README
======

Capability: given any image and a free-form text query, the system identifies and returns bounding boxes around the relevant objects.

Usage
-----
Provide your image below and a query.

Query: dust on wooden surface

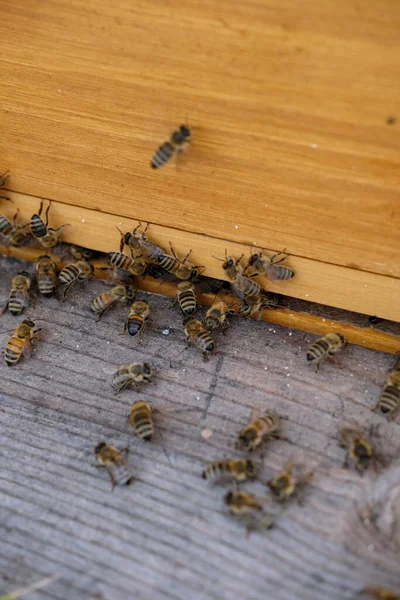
[0,255,399,600]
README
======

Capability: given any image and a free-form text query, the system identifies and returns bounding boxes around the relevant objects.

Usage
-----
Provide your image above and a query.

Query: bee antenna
[115,225,124,236]
[212,255,224,262]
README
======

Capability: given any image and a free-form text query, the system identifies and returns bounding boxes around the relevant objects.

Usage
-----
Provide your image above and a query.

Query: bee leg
[105,467,117,492]
[119,321,128,335]
[12,209,20,226]
[202,352,210,362]
[1,302,9,315]
[51,223,71,233]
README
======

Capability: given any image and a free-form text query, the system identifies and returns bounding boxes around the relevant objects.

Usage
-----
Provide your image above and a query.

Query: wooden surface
[0,0,400,320]
[1,254,400,600]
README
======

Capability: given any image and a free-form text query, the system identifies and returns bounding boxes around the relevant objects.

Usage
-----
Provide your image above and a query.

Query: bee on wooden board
[0,170,12,203]
[0,210,30,246]
[58,259,94,297]
[30,201,69,248]
[236,409,283,452]
[183,316,215,361]
[267,459,313,502]
[339,426,376,473]
[361,588,400,600]
[157,244,203,281]
[117,222,166,262]
[94,442,133,491]
[216,251,264,300]
[150,124,191,169]
[4,318,41,366]
[2,271,32,316]
[204,298,235,331]
[173,281,198,315]
[224,489,275,533]
[306,332,347,371]
[111,362,154,394]
[121,300,150,342]
[90,284,135,321]
[238,292,279,319]
[247,250,294,281]
[374,357,400,420]
[202,458,257,484]
[35,255,58,296]
[127,401,154,441]
[108,252,149,277]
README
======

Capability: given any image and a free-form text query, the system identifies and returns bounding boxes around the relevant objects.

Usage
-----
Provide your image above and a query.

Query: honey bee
[362,588,400,600]
[238,292,279,319]
[183,317,215,360]
[2,271,32,315]
[204,299,234,330]
[117,222,166,262]
[202,458,257,483]
[306,333,347,371]
[0,210,30,246]
[236,409,283,452]
[127,401,154,441]
[0,170,11,202]
[30,201,69,248]
[218,252,264,300]
[4,318,40,366]
[58,259,94,297]
[157,244,203,281]
[94,442,133,491]
[267,459,313,502]
[36,255,58,296]
[121,300,150,342]
[111,362,154,394]
[374,358,400,419]
[91,284,135,320]
[339,426,375,473]
[151,124,191,169]
[68,245,94,261]
[174,281,198,315]
[108,252,149,276]
[224,489,274,532]
[247,250,294,281]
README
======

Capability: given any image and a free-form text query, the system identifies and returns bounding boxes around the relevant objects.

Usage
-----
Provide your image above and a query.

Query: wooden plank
[0,255,400,600]
[1,193,400,322]
[0,0,399,279]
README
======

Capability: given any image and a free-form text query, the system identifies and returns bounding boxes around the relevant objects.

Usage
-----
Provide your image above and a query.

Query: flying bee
[0,210,30,246]
[216,252,264,299]
[127,401,154,441]
[108,252,149,276]
[306,332,347,371]
[91,284,135,320]
[267,459,313,502]
[117,222,166,262]
[30,201,69,248]
[94,442,133,491]
[247,250,294,281]
[4,318,40,366]
[374,358,400,419]
[183,317,215,360]
[339,426,376,473]
[58,259,94,297]
[151,124,191,169]
[224,490,274,533]
[238,292,279,319]
[2,271,32,315]
[174,281,198,315]
[204,298,235,330]
[236,409,283,452]
[202,458,257,483]
[361,588,400,600]
[111,362,154,394]
[36,255,58,296]
[121,300,150,342]
[157,244,203,281]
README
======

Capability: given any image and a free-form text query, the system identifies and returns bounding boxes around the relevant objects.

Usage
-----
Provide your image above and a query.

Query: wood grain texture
[1,192,400,323]
[0,255,400,600]
[0,0,399,283]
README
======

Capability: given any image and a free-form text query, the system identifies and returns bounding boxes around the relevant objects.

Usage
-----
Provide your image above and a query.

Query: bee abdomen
[157,254,176,272]
[151,142,174,169]
[306,339,330,362]
[377,386,400,415]
[197,331,214,352]
[59,264,80,285]
[0,216,12,235]
[131,416,154,441]
[179,291,197,314]
[91,295,110,313]
[30,214,46,238]
[108,252,130,270]
[5,338,23,366]
[127,317,144,336]
[8,291,24,315]
[38,279,56,295]
[269,266,294,281]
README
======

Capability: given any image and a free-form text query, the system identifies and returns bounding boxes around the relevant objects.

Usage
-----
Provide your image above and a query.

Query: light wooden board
[0,254,400,600]
[1,193,400,323]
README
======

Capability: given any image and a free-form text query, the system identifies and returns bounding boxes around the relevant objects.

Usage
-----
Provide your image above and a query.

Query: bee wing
[14,290,31,307]
[248,407,261,424]
[22,337,33,358]
[101,363,122,375]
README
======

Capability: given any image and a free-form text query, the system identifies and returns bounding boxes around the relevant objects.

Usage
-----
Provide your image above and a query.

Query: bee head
[20,270,30,278]
[354,442,370,459]
[248,253,260,266]
[94,442,107,455]
[224,491,234,506]
[222,258,234,271]
[246,459,257,478]
[337,333,347,345]
[23,319,35,328]
[179,125,191,137]
[143,363,152,375]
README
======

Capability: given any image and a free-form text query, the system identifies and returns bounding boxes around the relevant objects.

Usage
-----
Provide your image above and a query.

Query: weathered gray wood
[0,255,399,600]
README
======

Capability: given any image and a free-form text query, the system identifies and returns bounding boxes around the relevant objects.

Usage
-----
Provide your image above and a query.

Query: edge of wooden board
[0,191,399,323]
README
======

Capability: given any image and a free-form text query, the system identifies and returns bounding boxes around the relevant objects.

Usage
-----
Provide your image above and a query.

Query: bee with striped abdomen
[339,426,375,473]
[2,271,32,315]
[94,442,133,491]
[127,401,154,441]
[58,259,94,297]
[306,333,347,371]
[236,409,283,452]
[183,317,215,361]
[238,292,279,319]
[36,255,58,296]
[267,459,313,502]
[111,362,154,394]
[91,284,135,321]
[174,281,198,315]
[204,298,234,330]
[151,124,191,169]
[4,318,40,366]
[247,250,294,281]
[374,358,400,420]
[157,244,203,281]
[108,252,149,277]
[202,458,257,484]
[0,210,30,246]
[117,222,166,262]
[121,300,150,342]
[217,252,264,300]
[30,201,69,248]
[224,489,274,533]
